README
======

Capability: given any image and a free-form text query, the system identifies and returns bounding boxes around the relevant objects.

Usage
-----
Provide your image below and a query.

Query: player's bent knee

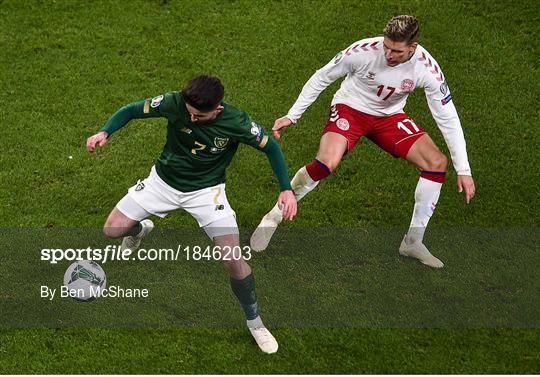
[103,224,123,239]
[320,157,340,172]
[103,219,130,239]
[222,258,251,280]
[429,153,448,171]
[103,209,138,239]
[420,152,447,172]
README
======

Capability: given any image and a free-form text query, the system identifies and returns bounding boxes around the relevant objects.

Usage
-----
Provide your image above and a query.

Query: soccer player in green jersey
[86,75,297,353]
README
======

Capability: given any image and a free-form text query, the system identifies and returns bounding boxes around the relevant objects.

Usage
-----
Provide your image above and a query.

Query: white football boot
[250,206,282,251]
[399,235,444,268]
[121,219,154,251]
[248,318,279,354]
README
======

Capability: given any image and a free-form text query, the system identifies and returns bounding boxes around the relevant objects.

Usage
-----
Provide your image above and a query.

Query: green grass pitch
[0,0,538,373]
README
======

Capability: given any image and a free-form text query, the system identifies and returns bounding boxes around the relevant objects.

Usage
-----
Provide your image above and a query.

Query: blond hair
[383,15,419,44]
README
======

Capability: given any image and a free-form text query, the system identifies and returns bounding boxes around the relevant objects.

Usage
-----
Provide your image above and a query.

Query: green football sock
[125,222,142,237]
[230,273,259,320]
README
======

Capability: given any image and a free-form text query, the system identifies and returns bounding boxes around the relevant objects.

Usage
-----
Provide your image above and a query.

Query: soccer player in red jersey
[251,15,475,268]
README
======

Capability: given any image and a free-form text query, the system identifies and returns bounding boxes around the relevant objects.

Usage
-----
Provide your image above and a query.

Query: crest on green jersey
[214,137,229,149]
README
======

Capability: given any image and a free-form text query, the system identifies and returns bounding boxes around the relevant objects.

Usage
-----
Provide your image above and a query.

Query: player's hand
[86,131,109,153]
[277,190,297,220]
[457,175,475,204]
[272,116,293,140]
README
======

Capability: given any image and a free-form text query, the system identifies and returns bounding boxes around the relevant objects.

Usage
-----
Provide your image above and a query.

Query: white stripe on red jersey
[286,36,471,175]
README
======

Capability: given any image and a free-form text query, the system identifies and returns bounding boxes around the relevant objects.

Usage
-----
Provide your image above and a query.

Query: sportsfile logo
[40,245,252,264]
[41,245,144,264]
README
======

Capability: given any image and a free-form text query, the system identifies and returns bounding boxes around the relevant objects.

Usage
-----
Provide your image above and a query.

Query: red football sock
[305,159,332,181]
[420,170,446,183]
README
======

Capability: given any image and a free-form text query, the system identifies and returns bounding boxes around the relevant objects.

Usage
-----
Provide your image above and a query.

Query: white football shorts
[116,166,237,231]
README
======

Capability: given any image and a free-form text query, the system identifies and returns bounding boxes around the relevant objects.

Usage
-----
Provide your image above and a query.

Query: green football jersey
[142,92,269,192]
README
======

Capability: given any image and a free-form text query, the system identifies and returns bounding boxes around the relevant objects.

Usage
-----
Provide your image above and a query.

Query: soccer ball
[63,260,107,301]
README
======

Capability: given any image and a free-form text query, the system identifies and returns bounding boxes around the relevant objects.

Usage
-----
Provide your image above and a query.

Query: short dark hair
[181,75,224,111]
[383,15,419,45]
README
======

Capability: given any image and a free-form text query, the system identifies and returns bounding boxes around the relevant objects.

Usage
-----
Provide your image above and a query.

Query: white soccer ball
[63,260,107,301]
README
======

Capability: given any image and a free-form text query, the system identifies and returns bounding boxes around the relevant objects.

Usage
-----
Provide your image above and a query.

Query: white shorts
[116,166,237,229]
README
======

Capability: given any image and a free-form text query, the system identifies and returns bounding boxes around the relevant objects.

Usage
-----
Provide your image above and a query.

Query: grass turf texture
[0,0,538,374]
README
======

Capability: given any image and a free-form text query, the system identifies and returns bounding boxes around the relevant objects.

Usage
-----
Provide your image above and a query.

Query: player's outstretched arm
[260,137,297,220]
[86,131,109,153]
[87,99,162,153]
[457,175,475,204]
[272,116,293,140]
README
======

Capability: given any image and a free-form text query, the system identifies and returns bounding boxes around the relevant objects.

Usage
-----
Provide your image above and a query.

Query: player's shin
[292,165,320,201]
[266,162,326,221]
[230,273,260,321]
[405,172,445,244]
